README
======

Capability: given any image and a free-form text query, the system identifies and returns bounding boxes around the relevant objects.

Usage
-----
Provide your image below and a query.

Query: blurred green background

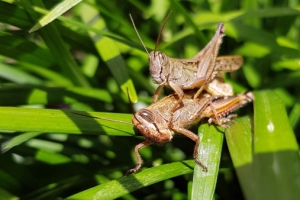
[0,0,299,199]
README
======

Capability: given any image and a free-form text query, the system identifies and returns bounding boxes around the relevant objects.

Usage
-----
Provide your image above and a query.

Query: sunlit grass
[0,0,299,199]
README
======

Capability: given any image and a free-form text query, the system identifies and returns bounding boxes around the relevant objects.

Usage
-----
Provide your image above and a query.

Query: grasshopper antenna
[129,14,150,56]
[154,11,172,54]
[72,88,136,125]
[72,112,134,126]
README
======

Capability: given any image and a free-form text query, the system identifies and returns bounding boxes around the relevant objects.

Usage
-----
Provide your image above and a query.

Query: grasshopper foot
[195,158,208,172]
[208,114,238,128]
[125,167,139,176]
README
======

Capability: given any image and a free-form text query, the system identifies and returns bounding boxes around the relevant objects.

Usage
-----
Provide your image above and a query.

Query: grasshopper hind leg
[125,141,153,175]
[193,137,208,172]
[171,127,208,172]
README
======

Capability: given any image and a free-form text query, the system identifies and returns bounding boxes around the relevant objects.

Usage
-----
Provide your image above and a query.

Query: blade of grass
[225,116,253,198]
[2,0,152,52]
[0,32,55,68]
[19,64,73,86]
[78,1,137,102]
[226,90,300,200]
[2,132,44,153]
[23,0,90,87]
[0,107,133,136]
[170,0,207,46]
[226,21,300,59]
[0,62,42,84]
[65,160,195,200]
[30,0,82,32]
[0,187,19,199]
[192,124,223,200]
[289,102,300,129]
[0,85,112,106]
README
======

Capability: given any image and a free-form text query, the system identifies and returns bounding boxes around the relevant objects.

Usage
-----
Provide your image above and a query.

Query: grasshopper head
[132,108,173,143]
[149,51,170,84]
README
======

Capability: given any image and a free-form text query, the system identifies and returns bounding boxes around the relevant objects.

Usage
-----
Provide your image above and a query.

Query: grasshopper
[129,90,253,174]
[129,14,243,112]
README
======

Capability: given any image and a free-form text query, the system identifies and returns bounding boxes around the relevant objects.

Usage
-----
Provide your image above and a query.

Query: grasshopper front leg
[168,81,185,112]
[125,140,153,175]
[152,84,165,104]
[152,75,186,112]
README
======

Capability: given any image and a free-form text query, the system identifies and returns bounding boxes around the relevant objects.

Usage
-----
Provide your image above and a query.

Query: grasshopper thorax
[149,51,170,84]
[132,109,173,143]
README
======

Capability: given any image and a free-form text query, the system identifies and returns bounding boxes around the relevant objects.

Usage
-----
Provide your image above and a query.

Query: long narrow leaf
[0,107,133,136]
[24,0,90,87]
[30,0,82,32]
[78,1,137,102]
[65,160,195,200]
[192,124,223,199]
[226,90,300,200]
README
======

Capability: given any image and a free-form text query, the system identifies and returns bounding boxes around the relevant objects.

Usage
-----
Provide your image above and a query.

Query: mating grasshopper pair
[125,14,252,174]
[75,15,252,175]
[130,13,243,125]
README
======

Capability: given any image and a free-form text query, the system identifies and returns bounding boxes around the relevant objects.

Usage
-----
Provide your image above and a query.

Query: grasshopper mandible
[129,90,253,174]
[129,14,243,111]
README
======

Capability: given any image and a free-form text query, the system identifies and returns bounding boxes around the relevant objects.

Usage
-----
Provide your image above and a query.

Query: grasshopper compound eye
[137,109,155,123]
[157,52,169,66]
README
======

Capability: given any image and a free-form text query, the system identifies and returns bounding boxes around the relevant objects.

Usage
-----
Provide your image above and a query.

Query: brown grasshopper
[129,14,243,111]
[129,90,253,174]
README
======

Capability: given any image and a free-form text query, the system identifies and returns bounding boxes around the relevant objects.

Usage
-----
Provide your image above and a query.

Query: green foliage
[0,0,299,199]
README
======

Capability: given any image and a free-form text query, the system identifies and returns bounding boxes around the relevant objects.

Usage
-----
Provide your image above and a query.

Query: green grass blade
[233,7,300,21]
[0,187,18,200]
[65,160,195,200]
[0,85,112,106]
[23,0,90,87]
[0,107,133,136]
[30,0,82,32]
[3,1,147,52]
[225,116,253,199]
[170,0,207,46]
[2,132,44,153]
[0,62,42,84]
[226,90,300,200]
[253,90,298,151]
[78,1,137,102]
[192,124,223,200]
[0,1,32,28]
[226,21,300,59]
[225,116,252,168]
[289,102,300,129]
[252,90,300,199]
[0,32,55,68]
[20,64,73,86]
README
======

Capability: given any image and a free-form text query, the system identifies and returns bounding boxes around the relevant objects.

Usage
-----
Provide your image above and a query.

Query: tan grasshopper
[129,90,253,174]
[129,14,243,112]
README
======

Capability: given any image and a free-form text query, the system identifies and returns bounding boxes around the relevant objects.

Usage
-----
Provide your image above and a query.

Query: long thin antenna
[129,14,150,56]
[154,11,172,53]
[72,112,134,126]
